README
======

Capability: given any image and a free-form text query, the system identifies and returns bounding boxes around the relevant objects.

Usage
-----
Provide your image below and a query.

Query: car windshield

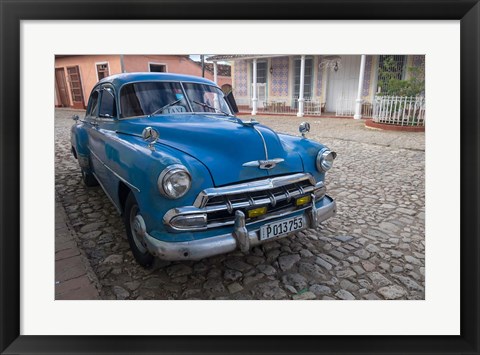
[119,81,232,118]
[182,83,232,115]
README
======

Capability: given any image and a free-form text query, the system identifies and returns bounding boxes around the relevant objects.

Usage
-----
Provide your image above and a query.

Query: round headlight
[316,148,337,172]
[158,165,191,199]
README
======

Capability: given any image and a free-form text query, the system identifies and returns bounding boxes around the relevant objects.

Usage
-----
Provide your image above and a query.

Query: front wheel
[124,192,154,268]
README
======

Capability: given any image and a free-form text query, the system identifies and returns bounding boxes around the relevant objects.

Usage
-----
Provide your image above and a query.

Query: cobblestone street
[55,109,425,300]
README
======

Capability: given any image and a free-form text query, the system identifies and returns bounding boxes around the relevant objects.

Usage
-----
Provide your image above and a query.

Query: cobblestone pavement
[55,200,100,300]
[55,109,425,300]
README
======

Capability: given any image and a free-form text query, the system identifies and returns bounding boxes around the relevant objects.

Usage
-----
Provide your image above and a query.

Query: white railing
[298,96,323,116]
[372,95,425,126]
[335,98,356,117]
[335,98,374,117]
[237,96,323,116]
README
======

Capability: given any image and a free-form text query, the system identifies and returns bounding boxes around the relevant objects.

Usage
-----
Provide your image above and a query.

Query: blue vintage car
[71,72,337,267]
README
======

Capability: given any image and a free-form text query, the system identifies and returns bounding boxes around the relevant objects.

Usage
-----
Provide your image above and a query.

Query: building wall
[232,54,425,112]
[234,55,331,108]
[124,55,231,88]
[55,55,122,108]
[55,55,232,109]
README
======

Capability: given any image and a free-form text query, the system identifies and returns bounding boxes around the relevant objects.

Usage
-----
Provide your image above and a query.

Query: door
[251,83,267,108]
[251,61,267,108]
[87,86,120,202]
[325,55,361,113]
[67,66,85,109]
[55,68,70,107]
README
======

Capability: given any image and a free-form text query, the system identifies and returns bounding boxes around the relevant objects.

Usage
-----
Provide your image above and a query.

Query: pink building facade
[55,55,232,109]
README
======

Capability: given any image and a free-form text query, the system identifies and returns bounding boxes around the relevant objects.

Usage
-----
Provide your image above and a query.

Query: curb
[364,119,425,132]
[55,201,101,300]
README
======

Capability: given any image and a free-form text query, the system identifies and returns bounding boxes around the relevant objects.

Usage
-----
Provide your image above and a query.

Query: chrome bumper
[144,196,336,261]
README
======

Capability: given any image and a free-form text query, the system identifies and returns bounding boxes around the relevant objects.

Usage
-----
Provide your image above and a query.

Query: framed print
[1,0,479,354]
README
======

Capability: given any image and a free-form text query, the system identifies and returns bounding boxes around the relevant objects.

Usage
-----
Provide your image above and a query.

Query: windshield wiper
[192,100,230,116]
[148,98,182,117]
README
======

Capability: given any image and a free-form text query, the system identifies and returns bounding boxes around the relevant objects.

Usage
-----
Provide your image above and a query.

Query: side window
[86,90,99,118]
[99,88,117,118]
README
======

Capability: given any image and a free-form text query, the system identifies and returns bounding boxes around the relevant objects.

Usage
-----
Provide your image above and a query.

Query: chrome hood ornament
[241,118,260,127]
[242,158,285,170]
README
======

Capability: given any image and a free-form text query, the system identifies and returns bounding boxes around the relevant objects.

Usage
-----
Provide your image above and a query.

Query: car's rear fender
[71,122,92,171]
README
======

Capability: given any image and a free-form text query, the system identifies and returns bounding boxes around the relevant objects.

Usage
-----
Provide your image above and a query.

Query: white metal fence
[237,96,324,116]
[335,98,355,116]
[335,98,374,117]
[372,95,425,126]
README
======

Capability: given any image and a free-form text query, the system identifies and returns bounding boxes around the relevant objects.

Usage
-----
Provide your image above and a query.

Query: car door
[87,85,119,201]
[83,87,102,175]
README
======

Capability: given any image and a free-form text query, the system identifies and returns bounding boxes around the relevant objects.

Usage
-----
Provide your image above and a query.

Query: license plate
[259,215,306,241]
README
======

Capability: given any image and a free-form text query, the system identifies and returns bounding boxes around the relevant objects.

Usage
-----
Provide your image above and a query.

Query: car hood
[117,115,304,186]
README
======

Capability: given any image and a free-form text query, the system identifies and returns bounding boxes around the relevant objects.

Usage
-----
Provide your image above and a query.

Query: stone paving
[55,109,425,300]
[55,200,100,300]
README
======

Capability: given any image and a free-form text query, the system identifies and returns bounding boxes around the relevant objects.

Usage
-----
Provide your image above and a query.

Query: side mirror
[72,114,80,121]
[142,126,160,150]
[299,122,311,138]
[225,91,239,114]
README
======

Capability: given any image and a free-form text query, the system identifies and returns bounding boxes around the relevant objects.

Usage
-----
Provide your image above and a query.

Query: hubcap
[129,205,147,254]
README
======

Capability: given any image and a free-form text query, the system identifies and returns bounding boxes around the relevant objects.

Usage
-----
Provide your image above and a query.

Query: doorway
[55,68,70,107]
[66,66,85,109]
[325,55,361,113]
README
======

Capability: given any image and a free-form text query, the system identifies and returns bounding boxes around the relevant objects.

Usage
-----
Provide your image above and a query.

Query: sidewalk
[55,201,100,300]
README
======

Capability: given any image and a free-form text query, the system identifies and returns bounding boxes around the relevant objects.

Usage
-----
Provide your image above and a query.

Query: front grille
[164,173,326,231]
[204,179,317,226]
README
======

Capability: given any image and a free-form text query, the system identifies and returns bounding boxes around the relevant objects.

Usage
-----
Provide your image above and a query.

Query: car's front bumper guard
[143,195,336,261]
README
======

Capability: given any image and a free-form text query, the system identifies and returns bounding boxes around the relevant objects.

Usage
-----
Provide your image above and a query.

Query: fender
[71,122,92,170]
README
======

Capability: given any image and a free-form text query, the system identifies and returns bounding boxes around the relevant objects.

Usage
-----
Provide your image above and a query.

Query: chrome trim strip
[224,195,233,214]
[146,197,336,261]
[253,126,268,160]
[92,172,122,214]
[90,150,140,192]
[194,173,316,208]
[267,190,277,207]
[283,186,292,202]
[297,183,305,195]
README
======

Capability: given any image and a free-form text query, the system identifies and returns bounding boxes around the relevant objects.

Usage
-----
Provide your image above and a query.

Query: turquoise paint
[72,72,334,244]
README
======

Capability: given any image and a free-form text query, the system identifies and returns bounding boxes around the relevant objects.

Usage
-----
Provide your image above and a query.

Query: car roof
[97,72,217,91]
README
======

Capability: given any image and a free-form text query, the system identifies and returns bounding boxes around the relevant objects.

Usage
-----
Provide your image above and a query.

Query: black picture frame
[1,1,479,354]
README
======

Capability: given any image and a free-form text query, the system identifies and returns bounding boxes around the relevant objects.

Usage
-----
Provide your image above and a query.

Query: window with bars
[376,55,406,94]
[96,63,109,80]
